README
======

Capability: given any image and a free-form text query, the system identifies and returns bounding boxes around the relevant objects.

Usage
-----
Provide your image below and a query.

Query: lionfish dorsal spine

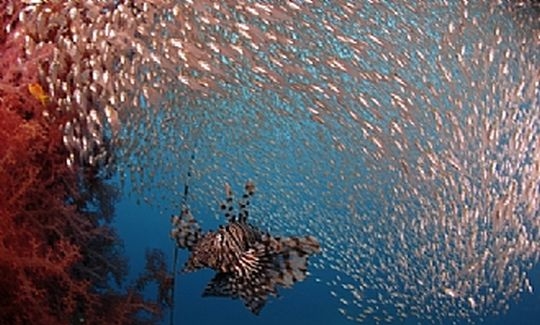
[238,180,255,223]
[221,182,236,222]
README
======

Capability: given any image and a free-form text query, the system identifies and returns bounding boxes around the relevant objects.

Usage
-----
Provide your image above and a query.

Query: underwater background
[1,0,539,324]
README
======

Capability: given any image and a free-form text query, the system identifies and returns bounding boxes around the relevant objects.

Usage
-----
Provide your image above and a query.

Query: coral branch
[0,3,167,324]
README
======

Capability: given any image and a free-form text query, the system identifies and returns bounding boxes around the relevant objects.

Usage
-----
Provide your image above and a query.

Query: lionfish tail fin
[238,180,255,222]
[267,235,321,287]
[220,182,236,222]
[171,206,201,250]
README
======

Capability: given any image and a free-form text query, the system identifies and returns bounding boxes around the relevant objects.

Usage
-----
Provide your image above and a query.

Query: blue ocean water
[113,181,540,325]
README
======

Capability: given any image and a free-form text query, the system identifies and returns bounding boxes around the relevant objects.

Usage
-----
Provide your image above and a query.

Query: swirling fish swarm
[19,0,539,323]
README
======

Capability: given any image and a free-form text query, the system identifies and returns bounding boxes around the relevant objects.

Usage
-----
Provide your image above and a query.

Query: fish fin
[265,235,321,287]
[238,180,255,222]
[238,243,273,277]
[220,182,236,222]
[243,289,268,315]
[203,243,276,315]
[203,270,271,315]
[182,245,207,272]
[170,206,201,250]
[203,272,238,297]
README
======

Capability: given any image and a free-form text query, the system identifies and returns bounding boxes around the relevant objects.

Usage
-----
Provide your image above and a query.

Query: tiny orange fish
[27,83,49,106]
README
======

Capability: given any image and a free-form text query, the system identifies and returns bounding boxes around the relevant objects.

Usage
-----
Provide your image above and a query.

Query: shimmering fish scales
[171,181,320,314]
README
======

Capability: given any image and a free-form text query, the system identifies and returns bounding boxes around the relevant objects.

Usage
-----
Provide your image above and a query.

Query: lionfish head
[183,232,221,272]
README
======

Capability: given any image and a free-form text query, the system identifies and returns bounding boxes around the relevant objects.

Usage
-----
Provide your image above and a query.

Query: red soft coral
[0,104,89,323]
[0,4,165,325]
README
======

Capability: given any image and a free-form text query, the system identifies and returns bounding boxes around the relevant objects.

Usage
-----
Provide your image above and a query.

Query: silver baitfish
[171,181,320,314]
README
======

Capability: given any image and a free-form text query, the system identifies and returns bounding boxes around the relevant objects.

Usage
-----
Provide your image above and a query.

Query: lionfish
[170,181,320,314]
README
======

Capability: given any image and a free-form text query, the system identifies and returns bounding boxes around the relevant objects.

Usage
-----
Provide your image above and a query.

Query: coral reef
[0,3,168,324]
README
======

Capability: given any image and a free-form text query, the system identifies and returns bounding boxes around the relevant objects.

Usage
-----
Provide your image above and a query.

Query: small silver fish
[171,181,320,314]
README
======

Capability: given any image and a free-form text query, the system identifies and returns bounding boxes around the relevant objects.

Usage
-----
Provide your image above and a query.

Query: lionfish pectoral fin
[203,272,238,298]
[267,235,321,287]
[243,292,267,315]
[287,235,321,255]
[203,271,269,315]
[171,206,201,250]
[239,243,280,298]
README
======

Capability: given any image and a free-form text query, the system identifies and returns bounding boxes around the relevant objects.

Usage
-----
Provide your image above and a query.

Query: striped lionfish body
[171,181,320,314]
